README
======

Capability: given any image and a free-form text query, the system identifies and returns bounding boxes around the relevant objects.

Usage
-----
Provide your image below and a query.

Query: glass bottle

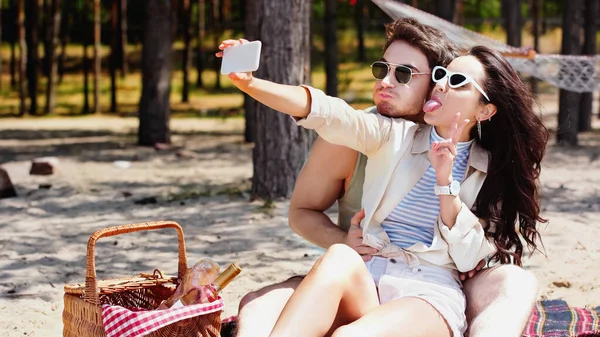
[172,262,242,308]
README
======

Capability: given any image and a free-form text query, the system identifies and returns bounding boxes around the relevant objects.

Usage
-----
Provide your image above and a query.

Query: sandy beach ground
[1,93,599,336]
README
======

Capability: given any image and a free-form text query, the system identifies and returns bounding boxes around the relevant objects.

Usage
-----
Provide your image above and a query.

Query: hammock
[371,0,600,93]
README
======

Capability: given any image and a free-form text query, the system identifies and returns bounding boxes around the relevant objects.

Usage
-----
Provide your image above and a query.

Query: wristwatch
[434,180,461,196]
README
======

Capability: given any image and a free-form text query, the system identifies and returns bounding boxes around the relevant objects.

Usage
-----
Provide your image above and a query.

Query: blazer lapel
[371,125,431,224]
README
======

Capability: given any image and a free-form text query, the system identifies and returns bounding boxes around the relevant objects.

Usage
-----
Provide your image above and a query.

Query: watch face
[450,181,460,195]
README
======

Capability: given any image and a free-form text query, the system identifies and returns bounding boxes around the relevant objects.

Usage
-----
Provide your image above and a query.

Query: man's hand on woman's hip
[346,209,378,262]
[459,259,486,281]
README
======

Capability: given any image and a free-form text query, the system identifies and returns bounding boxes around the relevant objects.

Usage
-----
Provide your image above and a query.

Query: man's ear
[479,103,497,122]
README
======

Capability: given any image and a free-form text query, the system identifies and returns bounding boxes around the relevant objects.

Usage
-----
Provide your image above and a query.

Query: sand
[0,93,599,336]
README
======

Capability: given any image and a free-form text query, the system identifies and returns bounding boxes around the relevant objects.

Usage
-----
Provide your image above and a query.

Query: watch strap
[434,185,451,195]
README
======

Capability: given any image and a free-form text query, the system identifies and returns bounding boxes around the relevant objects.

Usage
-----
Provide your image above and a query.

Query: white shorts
[365,256,467,337]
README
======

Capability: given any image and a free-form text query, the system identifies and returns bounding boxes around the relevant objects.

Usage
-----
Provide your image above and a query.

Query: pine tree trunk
[0,4,3,91]
[25,0,39,115]
[354,0,366,62]
[10,1,17,89]
[11,39,17,89]
[436,0,455,22]
[324,0,337,97]
[529,0,541,95]
[222,0,230,22]
[303,2,311,86]
[17,0,27,116]
[251,0,314,200]
[58,0,72,84]
[578,0,597,132]
[453,0,464,25]
[82,0,90,114]
[138,0,174,146]
[212,0,221,90]
[93,0,101,114]
[119,0,128,77]
[502,0,523,47]
[110,0,118,112]
[44,0,61,115]
[196,0,205,87]
[557,0,583,146]
[181,0,192,102]
[243,0,260,143]
[42,0,49,77]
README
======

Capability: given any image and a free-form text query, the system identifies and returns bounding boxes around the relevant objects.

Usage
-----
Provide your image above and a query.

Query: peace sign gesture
[430,113,470,185]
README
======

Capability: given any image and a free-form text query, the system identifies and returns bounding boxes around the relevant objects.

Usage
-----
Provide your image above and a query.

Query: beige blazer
[296,86,497,273]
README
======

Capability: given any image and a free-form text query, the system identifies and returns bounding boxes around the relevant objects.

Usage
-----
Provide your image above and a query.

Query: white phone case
[220,41,262,75]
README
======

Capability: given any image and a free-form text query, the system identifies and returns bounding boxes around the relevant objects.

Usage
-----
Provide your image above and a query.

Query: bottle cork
[213,263,242,293]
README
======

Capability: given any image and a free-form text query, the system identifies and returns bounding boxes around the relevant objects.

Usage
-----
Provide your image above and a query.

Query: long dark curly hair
[468,46,549,266]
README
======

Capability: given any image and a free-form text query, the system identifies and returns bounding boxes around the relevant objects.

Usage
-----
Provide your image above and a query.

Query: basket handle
[84,221,188,304]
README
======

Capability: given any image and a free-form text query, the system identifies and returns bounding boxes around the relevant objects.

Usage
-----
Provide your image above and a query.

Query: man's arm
[288,137,358,248]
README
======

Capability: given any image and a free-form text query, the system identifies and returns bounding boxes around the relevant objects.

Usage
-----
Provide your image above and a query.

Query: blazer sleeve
[294,85,396,156]
[437,203,497,272]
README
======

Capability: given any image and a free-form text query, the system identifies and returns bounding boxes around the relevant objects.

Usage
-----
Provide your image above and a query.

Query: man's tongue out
[423,99,441,113]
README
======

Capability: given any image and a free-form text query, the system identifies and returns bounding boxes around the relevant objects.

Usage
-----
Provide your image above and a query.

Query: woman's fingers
[449,112,460,139]
[228,72,249,81]
[439,147,453,159]
[216,39,243,57]
[219,39,241,49]
[446,112,471,145]
[452,118,470,144]
[433,141,456,158]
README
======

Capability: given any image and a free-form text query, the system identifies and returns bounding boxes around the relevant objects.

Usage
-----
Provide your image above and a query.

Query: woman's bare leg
[268,244,380,337]
[331,297,453,337]
[235,276,303,337]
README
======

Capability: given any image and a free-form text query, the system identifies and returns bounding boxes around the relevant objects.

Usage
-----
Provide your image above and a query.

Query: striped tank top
[381,127,473,248]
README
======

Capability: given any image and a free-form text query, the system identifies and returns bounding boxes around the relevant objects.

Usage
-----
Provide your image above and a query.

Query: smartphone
[220,40,262,75]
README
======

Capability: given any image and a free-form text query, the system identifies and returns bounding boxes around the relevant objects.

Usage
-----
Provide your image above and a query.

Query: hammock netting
[372,0,600,93]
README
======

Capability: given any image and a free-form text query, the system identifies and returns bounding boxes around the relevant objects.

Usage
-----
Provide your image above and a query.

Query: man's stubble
[376,102,425,124]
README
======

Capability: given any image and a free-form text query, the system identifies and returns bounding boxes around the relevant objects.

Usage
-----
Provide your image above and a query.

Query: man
[233,18,538,337]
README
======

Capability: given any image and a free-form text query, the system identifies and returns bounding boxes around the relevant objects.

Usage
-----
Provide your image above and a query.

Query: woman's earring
[477,119,482,140]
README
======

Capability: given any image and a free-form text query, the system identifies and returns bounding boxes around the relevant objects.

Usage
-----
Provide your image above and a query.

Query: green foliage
[464,0,501,19]
[542,0,564,18]
[0,0,588,118]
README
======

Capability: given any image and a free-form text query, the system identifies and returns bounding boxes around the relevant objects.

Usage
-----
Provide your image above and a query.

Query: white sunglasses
[432,66,490,102]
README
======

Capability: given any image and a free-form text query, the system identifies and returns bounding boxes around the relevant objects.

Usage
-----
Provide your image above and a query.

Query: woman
[218,41,548,337]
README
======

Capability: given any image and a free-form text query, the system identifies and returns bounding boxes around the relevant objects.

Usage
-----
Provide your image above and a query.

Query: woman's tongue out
[423,98,442,113]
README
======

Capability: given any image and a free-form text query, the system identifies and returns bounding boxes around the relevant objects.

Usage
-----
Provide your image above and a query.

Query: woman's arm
[437,204,497,272]
[244,78,391,155]
[218,39,394,155]
[430,114,496,272]
[431,114,471,228]
[297,86,395,155]
[242,78,312,119]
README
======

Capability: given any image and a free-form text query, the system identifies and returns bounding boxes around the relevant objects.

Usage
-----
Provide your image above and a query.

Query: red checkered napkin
[101,297,224,337]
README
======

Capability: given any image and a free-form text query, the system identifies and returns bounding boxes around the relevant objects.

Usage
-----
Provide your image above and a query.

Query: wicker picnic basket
[63,221,222,337]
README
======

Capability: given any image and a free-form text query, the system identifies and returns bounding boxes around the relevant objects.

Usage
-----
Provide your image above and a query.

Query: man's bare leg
[234,276,303,337]
[464,264,538,337]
